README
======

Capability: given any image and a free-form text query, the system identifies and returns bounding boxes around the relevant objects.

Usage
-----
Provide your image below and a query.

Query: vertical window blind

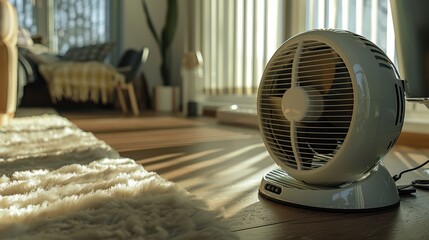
[198,0,400,99]
[305,0,427,114]
[305,0,396,64]
[199,0,284,96]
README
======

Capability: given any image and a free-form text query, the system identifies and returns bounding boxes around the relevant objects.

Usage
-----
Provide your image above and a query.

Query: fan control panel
[264,184,282,194]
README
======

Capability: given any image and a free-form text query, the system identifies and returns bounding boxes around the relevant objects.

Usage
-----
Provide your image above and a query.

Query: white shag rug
[0,115,237,240]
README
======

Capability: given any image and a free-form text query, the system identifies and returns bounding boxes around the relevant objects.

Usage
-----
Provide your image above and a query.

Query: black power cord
[392,159,429,194]
[411,179,429,190]
[392,159,429,182]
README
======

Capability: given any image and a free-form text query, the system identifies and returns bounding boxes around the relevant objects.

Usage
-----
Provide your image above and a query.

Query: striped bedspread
[39,62,124,104]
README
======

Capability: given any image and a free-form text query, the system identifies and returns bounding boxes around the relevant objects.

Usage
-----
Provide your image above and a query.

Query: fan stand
[259,165,399,211]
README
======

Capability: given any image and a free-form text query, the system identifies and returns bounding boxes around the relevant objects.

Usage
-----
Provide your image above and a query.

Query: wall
[121,0,187,94]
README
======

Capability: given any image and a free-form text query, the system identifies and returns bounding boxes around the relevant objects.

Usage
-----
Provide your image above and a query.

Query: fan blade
[261,96,295,168]
[266,96,287,123]
[267,96,282,106]
[296,47,353,162]
[323,61,354,127]
[296,123,316,168]
[298,121,339,155]
[299,48,337,94]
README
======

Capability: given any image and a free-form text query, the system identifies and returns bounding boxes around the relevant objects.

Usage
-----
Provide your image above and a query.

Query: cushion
[63,43,114,62]
[22,44,61,65]
[28,52,61,65]
[22,43,51,55]
[17,28,34,47]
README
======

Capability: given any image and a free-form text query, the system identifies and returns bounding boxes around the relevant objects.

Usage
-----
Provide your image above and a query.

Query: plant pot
[153,86,180,112]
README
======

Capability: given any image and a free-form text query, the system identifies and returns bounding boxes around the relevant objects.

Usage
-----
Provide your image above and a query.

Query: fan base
[259,165,399,211]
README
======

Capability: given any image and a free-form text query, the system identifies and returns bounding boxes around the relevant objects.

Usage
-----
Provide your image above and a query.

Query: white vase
[181,51,204,116]
[153,86,180,112]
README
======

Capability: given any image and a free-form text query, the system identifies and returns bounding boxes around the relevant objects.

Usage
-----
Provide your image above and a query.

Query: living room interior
[1,0,429,239]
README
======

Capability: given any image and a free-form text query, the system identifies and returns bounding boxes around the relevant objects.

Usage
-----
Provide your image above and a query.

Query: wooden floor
[60,110,429,240]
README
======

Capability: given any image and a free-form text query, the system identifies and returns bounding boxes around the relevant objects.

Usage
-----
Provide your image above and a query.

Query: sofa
[17,42,115,107]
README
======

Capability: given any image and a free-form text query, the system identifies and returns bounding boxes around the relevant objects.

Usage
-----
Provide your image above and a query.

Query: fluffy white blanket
[0,115,237,239]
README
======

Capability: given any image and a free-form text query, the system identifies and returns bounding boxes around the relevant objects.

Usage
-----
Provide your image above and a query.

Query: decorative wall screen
[10,0,110,54]
[10,0,38,34]
[53,0,110,54]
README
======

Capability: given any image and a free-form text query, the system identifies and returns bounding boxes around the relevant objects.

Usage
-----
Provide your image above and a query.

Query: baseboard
[397,132,429,149]
[216,106,258,128]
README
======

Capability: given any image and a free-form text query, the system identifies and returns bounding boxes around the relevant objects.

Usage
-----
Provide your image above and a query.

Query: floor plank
[71,116,204,133]
[61,111,429,240]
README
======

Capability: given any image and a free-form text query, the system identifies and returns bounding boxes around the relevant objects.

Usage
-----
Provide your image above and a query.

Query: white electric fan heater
[258,30,405,211]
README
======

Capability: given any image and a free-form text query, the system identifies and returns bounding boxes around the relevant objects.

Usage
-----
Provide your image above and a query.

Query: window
[198,0,284,96]
[305,0,429,126]
[10,0,38,34]
[305,0,396,66]
[10,0,110,54]
[53,0,110,54]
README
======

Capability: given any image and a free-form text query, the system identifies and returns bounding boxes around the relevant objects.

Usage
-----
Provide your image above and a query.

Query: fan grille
[259,40,354,171]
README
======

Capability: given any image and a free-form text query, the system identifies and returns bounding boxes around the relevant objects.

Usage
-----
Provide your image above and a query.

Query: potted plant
[142,0,179,112]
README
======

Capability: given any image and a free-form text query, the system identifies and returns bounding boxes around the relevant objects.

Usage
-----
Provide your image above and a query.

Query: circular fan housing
[258,30,405,186]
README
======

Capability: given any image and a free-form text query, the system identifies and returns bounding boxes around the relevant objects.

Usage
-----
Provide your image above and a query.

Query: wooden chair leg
[0,113,10,127]
[127,83,140,116]
[116,85,128,114]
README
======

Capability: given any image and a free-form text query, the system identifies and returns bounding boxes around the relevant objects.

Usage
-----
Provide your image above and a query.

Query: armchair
[0,0,18,127]
[115,49,144,116]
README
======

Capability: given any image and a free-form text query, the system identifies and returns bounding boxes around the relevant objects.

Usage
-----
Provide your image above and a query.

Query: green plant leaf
[141,0,161,49]
[161,0,178,50]
[160,61,170,86]
[142,0,178,86]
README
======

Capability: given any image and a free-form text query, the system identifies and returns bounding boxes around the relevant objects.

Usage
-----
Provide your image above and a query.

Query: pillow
[62,47,81,61]
[93,42,115,61]
[24,43,51,55]
[62,42,114,62]
[17,28,34,47]
[27,52,61,65]
[19,44,60,65]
